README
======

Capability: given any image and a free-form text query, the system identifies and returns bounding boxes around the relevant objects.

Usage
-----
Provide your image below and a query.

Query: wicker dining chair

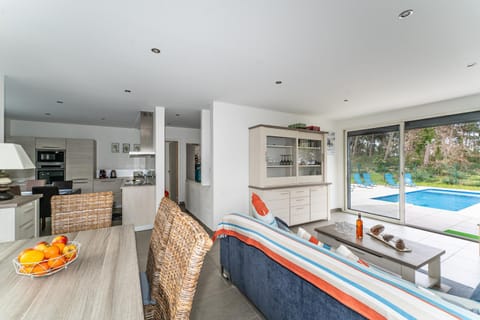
[144,198,212,320]
[145,197,178,295]
[50,191,113,235]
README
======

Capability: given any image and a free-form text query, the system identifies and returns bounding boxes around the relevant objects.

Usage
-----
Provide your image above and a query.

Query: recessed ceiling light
[124,89,131,93]
[151,48,161,54]
[398,9,413,19]
[275,80,282,85]
[344,99,349,102]
[44,113,51,116]
[56,100,64,104]
[467,62,477,68]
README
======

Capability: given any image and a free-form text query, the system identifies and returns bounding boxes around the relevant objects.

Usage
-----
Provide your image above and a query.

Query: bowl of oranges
[12,235,80,278]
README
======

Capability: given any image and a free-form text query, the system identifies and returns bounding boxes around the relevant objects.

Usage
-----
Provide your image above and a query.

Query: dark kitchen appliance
[99,169,107,179]
[37,150,65,164]
[36,149,65,184]
[37,168,65,184]
[110,170,117,178]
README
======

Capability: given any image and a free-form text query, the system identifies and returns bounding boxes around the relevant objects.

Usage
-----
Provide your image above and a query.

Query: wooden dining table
[0,225,144,319]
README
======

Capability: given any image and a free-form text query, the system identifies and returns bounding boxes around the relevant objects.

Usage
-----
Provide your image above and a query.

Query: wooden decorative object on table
[50,191,113,234]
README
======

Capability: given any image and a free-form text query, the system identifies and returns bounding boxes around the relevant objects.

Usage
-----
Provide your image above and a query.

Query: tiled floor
[135,211,480,319]
[135,229,265,320]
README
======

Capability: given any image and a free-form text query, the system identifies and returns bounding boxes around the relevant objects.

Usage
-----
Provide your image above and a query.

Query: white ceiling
[1,0,479,129]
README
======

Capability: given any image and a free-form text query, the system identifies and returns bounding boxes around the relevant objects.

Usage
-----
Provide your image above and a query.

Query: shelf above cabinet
[298,147,322,150]
[267,165,294,168]
[267,145,293,148]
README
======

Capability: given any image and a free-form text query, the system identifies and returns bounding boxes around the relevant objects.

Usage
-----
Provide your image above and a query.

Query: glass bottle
[356,213,363,239]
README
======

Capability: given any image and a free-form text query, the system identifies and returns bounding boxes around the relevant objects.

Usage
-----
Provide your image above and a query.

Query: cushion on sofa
[251,193,277,227]
[471,283,480,302]
[297,227,322,246]
[275,217,293,233]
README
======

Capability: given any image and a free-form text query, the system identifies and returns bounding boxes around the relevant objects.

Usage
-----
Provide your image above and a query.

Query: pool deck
[350,185,480,236]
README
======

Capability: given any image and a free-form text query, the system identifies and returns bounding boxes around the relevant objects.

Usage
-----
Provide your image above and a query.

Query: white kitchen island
[121,184,155,231]
[0,195,41,242]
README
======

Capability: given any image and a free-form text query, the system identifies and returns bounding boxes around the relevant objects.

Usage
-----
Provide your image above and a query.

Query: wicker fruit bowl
[12,236,81,278]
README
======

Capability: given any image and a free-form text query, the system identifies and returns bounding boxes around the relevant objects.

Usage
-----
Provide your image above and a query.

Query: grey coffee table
[315,223,446,289]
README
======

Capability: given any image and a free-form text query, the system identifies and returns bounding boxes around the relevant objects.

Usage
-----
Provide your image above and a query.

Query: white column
[0,75,5,143]
[200,109,211,185]
[154,106,165,210]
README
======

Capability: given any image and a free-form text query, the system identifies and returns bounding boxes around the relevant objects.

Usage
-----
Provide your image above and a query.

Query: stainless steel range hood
[129,111,155,157]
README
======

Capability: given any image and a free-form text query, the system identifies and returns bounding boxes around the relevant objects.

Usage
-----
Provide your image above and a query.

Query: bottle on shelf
[356,213,363,240]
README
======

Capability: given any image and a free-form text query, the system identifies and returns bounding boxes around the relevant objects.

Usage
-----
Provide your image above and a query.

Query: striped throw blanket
[213,213,479,320]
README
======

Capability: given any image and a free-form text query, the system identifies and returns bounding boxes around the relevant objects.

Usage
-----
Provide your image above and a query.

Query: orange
[19,250,44,266]
[43,245,60,259]
[52,242,65,253]
[48,255,66,269]
[19,265,35,274]
[17,248,34,262]
[32,262,50,276]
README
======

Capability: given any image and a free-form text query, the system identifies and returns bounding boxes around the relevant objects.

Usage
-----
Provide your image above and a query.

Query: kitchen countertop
[0,195,42,209]
[121,183,155,188]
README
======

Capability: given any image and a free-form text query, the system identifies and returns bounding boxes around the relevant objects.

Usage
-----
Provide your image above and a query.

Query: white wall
[210,101,336,228]
[0,75,4,143]
[333,93,480,210]
[165,126,201,202]
[154,106,165,213]
[7,119,144,173]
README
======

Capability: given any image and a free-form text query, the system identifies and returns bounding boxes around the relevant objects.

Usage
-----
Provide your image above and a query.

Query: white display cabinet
[249,125,330,225]
[249,125,326,187]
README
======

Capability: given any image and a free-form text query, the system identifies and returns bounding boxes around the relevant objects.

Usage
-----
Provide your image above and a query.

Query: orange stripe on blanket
[214,228,386,320]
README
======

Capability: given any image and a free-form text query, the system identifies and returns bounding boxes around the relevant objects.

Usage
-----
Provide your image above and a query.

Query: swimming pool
[373,188,480,211]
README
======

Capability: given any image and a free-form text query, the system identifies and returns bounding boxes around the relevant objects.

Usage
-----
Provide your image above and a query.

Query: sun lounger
[384,173,399,187]
[362,173,376,187]
[404,172,416,187]
[353,173,367,187]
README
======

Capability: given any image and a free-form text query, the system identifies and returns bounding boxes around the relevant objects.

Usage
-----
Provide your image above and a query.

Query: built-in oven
[37,168,65,184]
[37,150,65,165]
[36,149,66,184]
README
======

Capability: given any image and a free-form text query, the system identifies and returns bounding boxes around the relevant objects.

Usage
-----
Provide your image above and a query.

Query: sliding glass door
[347,125,401,220]
[404,111,480,236]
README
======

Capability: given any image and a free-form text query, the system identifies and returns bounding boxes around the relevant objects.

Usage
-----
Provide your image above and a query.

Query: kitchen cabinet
[249,125,327,187]
[121,185,155,231]
[0,196,40,242]
[66,139,96,193]
[249,185,329,226]
[94,178,123,208]
[36,138,66,150]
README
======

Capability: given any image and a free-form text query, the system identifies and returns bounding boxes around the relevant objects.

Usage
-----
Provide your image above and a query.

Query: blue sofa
[215,214,480,320]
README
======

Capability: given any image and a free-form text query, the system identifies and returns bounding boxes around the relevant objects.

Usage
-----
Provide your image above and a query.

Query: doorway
[165,141,179,203]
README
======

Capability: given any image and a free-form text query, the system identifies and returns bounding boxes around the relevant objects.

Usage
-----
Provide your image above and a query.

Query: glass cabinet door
[297,138,323,177]
[266,136,296,178]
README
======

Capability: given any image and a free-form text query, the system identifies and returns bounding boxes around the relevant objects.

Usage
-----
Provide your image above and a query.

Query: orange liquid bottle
[356,213,363,239]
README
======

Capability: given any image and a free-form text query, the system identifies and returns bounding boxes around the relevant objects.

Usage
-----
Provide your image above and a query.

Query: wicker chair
[144,197,212,320]
[146,198,178,295]
[50,191,113,235]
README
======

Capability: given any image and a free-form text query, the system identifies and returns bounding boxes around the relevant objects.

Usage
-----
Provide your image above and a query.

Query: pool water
[373,188,480,211]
